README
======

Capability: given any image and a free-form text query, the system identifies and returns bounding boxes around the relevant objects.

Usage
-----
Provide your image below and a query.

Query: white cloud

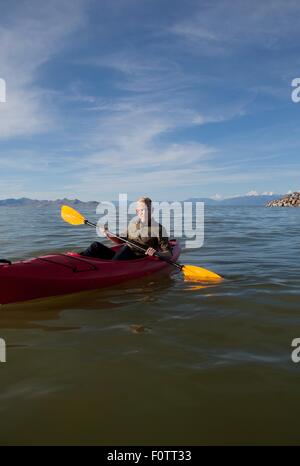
[76,92,219,165]
[168,0,300,53]
[167,0,300,96]
[1,0,299,201]
[0,0,88,139]
[0,88,55,139]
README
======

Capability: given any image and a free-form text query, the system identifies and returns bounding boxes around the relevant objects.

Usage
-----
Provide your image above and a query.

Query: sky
[0,0,300,201]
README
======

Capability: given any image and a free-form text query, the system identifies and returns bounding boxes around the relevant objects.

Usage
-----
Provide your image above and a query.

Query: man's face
[136,202,148,223]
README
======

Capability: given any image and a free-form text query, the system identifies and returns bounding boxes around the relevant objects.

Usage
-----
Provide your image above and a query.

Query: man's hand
[145,247,156,256]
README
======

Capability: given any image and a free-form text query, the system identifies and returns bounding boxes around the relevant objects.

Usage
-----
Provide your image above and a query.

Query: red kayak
[0,240,180,305]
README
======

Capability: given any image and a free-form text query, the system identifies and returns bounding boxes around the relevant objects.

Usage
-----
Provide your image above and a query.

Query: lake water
[0,205,300,445]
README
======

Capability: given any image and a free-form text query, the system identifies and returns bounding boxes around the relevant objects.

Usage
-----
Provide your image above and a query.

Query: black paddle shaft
[84,219,182,270]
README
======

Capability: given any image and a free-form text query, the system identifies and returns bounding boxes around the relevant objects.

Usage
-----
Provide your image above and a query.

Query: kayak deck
[0,240,180,305]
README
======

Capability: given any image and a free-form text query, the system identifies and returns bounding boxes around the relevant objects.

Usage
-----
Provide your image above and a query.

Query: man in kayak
[80,197,172,261]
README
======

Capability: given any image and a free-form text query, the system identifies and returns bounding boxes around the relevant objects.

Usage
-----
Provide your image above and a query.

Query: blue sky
[0,0,300,200]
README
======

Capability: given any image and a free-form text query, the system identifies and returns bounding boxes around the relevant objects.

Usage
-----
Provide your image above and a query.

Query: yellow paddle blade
[61,205,86,225]
[182,264,223,282]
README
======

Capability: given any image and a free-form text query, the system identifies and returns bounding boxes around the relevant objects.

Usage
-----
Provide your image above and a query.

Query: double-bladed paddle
[61,205,222,282]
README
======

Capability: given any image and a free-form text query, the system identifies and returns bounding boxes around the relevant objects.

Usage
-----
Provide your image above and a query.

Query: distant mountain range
[0,198,98,207]
[0,194,281,207]
[185,194,281,206]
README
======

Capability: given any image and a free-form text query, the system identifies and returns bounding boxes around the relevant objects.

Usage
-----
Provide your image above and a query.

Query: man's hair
[137,197,152,210]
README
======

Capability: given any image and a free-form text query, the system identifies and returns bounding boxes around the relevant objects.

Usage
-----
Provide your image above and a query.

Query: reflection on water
[0,206,300,445]
[0,272,175,330]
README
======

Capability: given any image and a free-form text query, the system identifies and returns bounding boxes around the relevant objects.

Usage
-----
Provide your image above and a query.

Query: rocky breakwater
[266,192,300,207]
